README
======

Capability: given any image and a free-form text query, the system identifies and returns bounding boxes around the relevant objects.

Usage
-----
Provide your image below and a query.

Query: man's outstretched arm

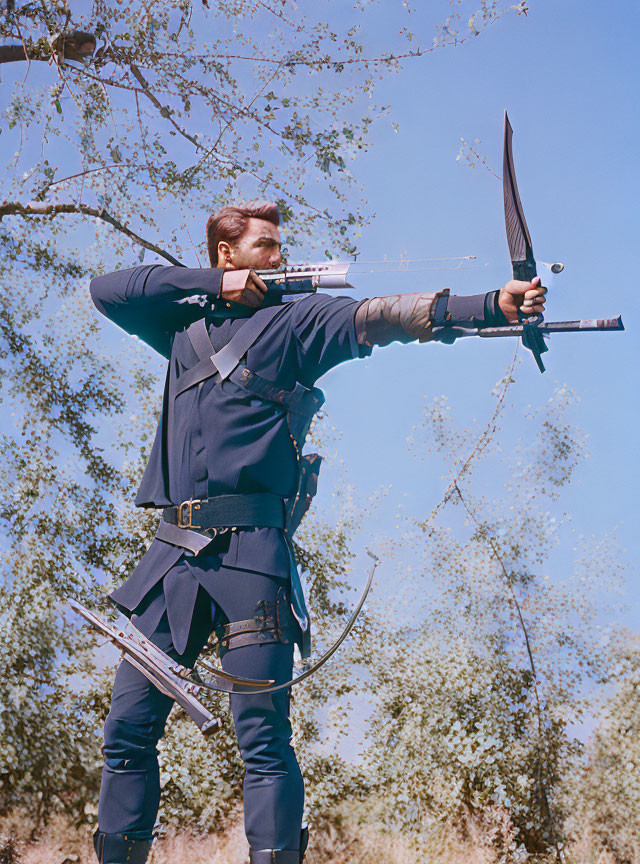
[89,265,266,357]
[354,278,546,346]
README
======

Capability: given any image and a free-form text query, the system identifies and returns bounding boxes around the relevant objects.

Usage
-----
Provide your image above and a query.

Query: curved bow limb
[194,550,379,696]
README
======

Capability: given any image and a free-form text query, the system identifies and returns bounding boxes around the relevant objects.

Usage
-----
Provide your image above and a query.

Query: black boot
[93,829,153,864]
[249,823,309,864]
[300,822,309,861]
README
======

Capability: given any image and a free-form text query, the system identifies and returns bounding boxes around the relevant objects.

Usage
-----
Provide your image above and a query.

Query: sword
[70,548,377,735]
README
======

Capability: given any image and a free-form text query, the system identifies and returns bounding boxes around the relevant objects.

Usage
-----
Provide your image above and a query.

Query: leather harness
[154,305,325,658]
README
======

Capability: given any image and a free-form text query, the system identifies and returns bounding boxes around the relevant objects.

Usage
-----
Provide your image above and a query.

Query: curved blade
[503,111,547,371]
[504,112,537,282]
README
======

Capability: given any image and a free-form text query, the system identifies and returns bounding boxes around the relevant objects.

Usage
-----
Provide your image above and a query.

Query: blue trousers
[97,558,304,851]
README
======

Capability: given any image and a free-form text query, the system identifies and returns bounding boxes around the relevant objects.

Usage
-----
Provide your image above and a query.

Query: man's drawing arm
[89,265,225,358]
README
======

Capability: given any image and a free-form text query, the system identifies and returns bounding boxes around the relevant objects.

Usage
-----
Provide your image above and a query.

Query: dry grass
[149,819,249,864]
[0,812,510,864]
[0,810,621,864]
[0,813,249,864]
[566,826,640,864]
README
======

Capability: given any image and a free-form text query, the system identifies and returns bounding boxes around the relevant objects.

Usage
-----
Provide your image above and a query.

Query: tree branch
[0,201,182,266]
[129,63,202,151]
[451,481,563,863]
[417,346,519,530]
[0,31,96,65]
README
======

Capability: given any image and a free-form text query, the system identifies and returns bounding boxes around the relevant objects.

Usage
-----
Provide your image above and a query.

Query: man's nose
[268,249,282,268]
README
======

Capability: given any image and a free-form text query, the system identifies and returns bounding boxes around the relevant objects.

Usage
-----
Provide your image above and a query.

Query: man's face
[220,217,282,270]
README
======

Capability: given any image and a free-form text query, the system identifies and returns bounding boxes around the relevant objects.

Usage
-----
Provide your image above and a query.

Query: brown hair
[206,200,280,266]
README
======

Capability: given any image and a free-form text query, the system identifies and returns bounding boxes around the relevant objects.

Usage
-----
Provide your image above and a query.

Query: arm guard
[355,289,508,347]
[355,292,439,347]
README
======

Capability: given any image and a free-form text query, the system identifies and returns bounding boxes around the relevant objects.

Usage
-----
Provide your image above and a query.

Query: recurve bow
[185,121,624,361]
[427,112,623,367]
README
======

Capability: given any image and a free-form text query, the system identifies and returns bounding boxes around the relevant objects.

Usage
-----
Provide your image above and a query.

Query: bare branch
[417,346,519,529]
[129,63,202,151]
[0,201,182,266]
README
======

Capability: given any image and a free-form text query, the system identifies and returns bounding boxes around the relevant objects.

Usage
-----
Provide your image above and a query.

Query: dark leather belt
[162,493,286,533]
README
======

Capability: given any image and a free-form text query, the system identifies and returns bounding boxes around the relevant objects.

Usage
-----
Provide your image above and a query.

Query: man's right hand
[220,269,267,308]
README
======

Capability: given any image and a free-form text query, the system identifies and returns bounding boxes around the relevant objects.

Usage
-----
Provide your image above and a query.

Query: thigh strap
[215,595,299,658]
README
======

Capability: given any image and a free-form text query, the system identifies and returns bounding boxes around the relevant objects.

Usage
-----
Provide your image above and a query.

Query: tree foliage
[360,372,626,857]
[563,647,640,864]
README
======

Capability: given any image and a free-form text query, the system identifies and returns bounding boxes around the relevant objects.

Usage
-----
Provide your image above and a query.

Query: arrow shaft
[435,316,624,340]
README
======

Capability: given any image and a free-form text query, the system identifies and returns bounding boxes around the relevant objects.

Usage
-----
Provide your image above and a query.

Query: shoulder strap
[228,366,324,416]
[185,304,288,382]
[185,317,215,362]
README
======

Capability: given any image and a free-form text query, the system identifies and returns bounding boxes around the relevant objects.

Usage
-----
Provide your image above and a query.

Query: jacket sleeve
[89,265,225,358]
[289,293,373,387]
[446,290,509,327]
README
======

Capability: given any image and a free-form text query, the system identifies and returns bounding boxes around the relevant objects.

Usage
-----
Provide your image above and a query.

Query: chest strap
[232,365,324,415]
[184,303,288,382]
[175,306,288,397]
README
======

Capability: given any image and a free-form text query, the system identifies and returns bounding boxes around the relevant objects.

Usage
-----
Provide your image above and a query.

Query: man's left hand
[498,276,547,324]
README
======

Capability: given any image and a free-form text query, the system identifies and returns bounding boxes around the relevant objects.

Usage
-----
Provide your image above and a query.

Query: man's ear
[217,240,233,267]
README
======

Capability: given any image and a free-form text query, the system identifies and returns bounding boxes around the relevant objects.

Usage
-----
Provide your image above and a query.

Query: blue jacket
[89,265,504,653]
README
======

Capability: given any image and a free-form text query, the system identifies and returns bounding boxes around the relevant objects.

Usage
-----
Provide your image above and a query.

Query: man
[89,200,545,864]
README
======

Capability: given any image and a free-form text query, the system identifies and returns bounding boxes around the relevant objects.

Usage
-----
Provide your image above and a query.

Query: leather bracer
[355,291,442,347]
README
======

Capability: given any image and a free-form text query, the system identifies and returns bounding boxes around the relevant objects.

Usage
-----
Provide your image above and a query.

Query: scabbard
[70,600,222,735]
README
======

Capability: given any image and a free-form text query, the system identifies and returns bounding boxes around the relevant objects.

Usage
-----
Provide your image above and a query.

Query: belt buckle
[177,499,201,529]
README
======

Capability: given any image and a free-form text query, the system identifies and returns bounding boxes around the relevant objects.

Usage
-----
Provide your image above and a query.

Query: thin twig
[129,63,202,151]
[418,345,519,529]
[44,163,137,188]
[457,137,501,180]
[134,89,164,202]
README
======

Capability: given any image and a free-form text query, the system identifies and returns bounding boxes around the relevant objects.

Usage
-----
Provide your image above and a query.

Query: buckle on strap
[430,288,451,326]
[178,499,202,530]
